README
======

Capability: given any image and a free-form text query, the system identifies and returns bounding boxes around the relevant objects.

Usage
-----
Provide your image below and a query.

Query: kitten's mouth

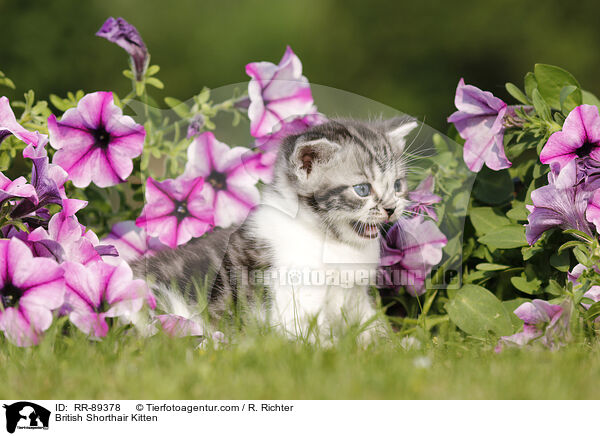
[350,221,379,239]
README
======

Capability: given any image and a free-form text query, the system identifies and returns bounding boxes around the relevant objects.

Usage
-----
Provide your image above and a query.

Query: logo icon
[3,402,50,434]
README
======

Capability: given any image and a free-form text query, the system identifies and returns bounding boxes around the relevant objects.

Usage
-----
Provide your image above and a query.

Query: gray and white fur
[133,117,417,341]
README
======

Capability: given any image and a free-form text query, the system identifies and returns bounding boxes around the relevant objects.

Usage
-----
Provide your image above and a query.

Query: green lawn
[1,322,599,399]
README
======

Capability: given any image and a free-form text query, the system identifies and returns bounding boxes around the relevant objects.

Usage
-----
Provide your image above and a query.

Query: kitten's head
[278,117,417,246]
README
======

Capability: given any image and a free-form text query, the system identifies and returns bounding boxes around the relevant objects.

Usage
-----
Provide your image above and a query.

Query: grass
[1,319,600,399]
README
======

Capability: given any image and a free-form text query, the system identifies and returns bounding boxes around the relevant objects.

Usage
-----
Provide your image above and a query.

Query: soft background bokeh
[1,0,599,130]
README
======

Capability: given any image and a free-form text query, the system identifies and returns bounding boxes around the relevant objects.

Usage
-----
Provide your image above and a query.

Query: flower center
[207,170,227,191]
[97,297,111,314]
[577,142,595,158]
[173,200,188,221]
[1,283,24,309]
[93,127,111,149]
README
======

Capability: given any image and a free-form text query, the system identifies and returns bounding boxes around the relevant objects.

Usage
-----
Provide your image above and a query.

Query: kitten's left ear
[380,116,418,151]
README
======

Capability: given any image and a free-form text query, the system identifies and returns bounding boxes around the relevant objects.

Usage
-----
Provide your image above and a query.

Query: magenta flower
[136,176,214,249]
[525,160,595,245]
[101,221,166,263]
[0,172,37,207]
[48,91,145,188]
[246,46,317,138]
[0,238,65,347]
[155,314,204,337]
[496,299,570,351]
[447,78,512,172]
[540,105,600,169]
[96,17,148,81]
[63,260,148,338]
[407,175,441,221]
[184,132,261,228]
[0,96,48,151]
[379,217,447,296]
[586,190,600,233]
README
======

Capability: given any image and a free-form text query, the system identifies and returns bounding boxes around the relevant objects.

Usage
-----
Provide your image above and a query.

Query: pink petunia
[246,46,317,138]
[379,217,447,296]
[48,91,145,188]
[155,314,204,337]
[0,238,65,346]
[407,175,441,221]
[63,260,149,338]
[0,172,37,207]
[136,176,214,249]
[101,220,166,263]
[540,105,600,169]
[586,190,600,233]
[0,96,48,153]
[447,78,512,172]
[184,132,262,229]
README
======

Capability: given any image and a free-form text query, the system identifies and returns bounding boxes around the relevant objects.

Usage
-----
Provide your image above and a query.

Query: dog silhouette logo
[3,402,50,433]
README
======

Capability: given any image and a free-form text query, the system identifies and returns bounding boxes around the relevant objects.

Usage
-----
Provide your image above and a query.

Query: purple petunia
[379,217,447,296]
[0,238,65,346]
[447,79,512,172]
[48,91,145,188]
[407,175,441,221]
[184,132,262,229]
[96,17,149,81]
[246,46,317,138]
[0,172,37,208]
[525,160,597,245]
[0,96,48,152]
[540,104,600,169]
[496,299,570,351]
[63,260,149,339]
[586,190,600,233]
[101,221,166,263]
[136,176,214,249]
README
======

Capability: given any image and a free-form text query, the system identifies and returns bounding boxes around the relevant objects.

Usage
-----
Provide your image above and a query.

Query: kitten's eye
[394,179,404,193]
[353,183,371,197]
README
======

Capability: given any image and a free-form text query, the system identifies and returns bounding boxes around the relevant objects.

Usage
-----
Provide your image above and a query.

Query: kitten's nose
[384,208,395,218]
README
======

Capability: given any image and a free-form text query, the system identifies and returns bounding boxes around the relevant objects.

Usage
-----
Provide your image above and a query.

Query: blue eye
[353,183,371,197]
[394,179,404,192]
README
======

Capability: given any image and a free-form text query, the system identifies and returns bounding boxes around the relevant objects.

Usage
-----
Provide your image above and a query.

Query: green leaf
[510,275,543,295]
[524,72,538,98]
[164,97,191,118]
[445,284,514,337]
[472,167,513,205]
[476,263,510,271]
[0,152,10,171]
[549,250,570,272]
[506,201,529,221]
[505,82,531,105]
[559,85,579,114]
[146,77,164,89]
[585,302,600,321]
[469,207,511,235]
[146,64,160,76]
[534,64,582,109]
[478,225,528,249]
[502,298,529,331]
[582,90,600,108]
[531,88,552,121]
[0,70,15,90]
[545,279,564,296]
[558,240,586,254]
[563,229,594,243]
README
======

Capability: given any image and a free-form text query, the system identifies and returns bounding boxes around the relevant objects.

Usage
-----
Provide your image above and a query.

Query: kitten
[133,117,417,341]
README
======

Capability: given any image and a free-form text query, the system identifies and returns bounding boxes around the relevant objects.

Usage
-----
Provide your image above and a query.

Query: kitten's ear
[380,116,418,152]
[292,137,340,179]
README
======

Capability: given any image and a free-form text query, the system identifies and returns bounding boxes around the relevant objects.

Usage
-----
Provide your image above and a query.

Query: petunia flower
[135,176,214,249]
[379,217,447,296]
[585,189,600,233]
[184,132,262,228]
[63,260,148,338]
[0,96,48,152]
[48,91,145,188]
[407,175,441,221]
[0,238,65,347]
[496,299,570,351]
[0,172,37,208]
[155,314,204,337]
[96,17,149,81]
[246,46,317,138]
[101,220,166,263]
[540,105,600,169]
[525,160,596,245]
[447,78,512,172]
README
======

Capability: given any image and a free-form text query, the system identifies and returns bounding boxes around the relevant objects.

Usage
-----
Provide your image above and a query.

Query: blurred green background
[1,0,600,131]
